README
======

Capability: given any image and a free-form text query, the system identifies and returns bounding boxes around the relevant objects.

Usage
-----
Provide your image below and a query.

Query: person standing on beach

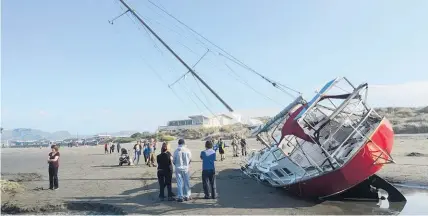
[146,141,152,166]
[200,140,216,199]
[104,143,108,154]
[241,138,247,156]
[152,138,157,153]
[141,140,147,163]
[47,145,60,190]
[116,142,121,153]
[110,142,115,154]
[173,139,192,202]
[156,142,174,201]
[212,138,218,161]
[231,136,239,157]
[146,139,156,167]
[142,140,149,163]
[133,141,142,165]
[218,138,225,161]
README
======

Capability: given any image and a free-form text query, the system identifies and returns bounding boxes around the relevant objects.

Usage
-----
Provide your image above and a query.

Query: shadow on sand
[91,165,137,169]
[59,177,158,181]
[70,168,318,214]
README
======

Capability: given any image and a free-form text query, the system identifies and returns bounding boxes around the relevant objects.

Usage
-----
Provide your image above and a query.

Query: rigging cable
[134,16,221,117]
[224,63,285,107]
[147,0,302,97]
[136,16,211,115]
[134,11,202,57]
[141,57,189,107]
[187,49,285,107]
[191,73,213,107]
[183,78,217,118]
[115,0,205,113]
[141,24,206,114]
[115,0,237,123]
[188,49,213,107]
[144,0,211,49]
[179,81,206,114]
[135,0,289,107]
[218,52,300,97]
[118,0,203,58]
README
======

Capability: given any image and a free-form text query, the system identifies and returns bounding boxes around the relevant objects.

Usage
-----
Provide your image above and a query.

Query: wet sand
[1,136,428,214]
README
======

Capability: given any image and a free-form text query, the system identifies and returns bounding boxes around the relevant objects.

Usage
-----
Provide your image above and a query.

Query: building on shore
[158,113,263,132]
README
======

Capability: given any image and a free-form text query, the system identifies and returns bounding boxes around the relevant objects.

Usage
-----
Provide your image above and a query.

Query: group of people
[231,136,247,157]
[210,137,247,161]
[104,142,121,154]
[46,137,245,202]
[133,139,157,166]
[155,139,217,202]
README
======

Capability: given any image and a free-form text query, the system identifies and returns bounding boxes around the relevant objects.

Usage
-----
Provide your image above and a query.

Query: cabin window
[282,168,293,176]
[273,149,285,161]
[273,169,284,177]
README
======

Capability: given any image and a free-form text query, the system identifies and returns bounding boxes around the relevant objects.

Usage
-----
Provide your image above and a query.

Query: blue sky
[2,0,427,134]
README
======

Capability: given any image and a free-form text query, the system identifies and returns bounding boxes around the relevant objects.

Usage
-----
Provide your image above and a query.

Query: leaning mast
[116,0,234,112]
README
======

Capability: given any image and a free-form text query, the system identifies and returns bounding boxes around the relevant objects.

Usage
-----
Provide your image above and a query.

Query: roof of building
[167,119,193,123]
[188,115,210,119]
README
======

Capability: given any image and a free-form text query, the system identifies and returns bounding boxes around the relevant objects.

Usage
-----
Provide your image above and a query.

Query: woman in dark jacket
[47,145,60,190]
[156,142,174,201]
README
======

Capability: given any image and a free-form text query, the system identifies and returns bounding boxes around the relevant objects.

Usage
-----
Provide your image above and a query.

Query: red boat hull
[287,118,394,198]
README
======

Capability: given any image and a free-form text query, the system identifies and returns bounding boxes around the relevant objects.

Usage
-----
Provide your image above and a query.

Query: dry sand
[1,136,427,214]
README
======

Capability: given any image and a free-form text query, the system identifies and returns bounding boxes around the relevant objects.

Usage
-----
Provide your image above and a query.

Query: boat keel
[323,174,407,202]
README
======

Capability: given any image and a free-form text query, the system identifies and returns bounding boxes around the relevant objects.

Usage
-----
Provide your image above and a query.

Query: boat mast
[117,0,234,112]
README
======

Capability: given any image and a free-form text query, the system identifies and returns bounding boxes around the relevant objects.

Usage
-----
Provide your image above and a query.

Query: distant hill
[108,131,138,137]
[1,128,72,141]
[0,128,139,141]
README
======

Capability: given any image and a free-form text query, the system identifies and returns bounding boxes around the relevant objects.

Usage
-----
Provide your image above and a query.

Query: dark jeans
[202,169,216,198]
[157,170,173,198]
[143,154,148,163]
[241,145,247,156]
[48,166,59,189]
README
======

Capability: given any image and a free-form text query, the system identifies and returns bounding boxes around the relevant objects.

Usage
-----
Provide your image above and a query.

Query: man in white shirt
[173,139,192,202]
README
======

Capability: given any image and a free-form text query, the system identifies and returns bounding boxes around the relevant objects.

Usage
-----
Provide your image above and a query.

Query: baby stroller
[119,148,131,166]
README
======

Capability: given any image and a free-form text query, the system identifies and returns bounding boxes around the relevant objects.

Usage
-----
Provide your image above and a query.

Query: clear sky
[2,0,428,134]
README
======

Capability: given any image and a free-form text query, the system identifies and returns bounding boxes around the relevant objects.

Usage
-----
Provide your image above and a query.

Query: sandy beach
[1,136,428,214]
